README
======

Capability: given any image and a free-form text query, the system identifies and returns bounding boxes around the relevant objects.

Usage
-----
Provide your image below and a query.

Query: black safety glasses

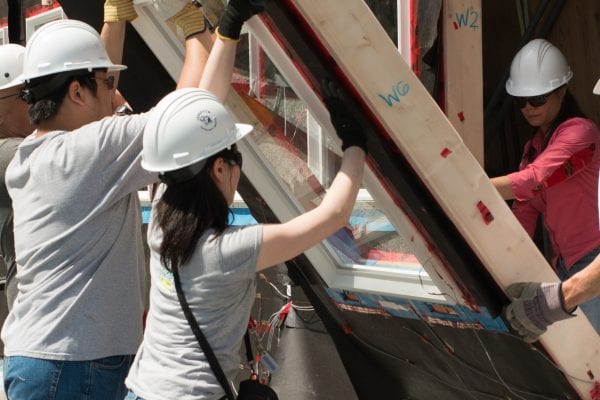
[90,75,115,91]
[513,88,557,109]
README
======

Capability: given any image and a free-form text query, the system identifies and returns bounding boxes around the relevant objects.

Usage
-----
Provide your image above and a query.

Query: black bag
[173,266,279,400]
[237,378,279,400]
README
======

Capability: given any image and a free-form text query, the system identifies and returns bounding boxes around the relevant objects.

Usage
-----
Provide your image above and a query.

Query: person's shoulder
[227,224,263,236]
[220,224,262,243]
[217,225,262,254]
[79,113,150,133]
[558,117,598,131]
[216,225,263,274]
[0,137,24,151]
[554,117,600,139]
[72,113,152,150]
[0,137,24,144]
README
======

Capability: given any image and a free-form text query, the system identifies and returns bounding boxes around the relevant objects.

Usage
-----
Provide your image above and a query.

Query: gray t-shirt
[126,191,262,400]
[1,114,157,361]
[0,137,23,308]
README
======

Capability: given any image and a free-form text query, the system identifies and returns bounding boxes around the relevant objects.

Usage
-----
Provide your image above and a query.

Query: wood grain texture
[442,0,484,165]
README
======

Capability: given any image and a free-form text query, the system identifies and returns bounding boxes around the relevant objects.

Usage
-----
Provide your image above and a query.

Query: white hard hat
[142,88,254,173]
[594,78,600,95]
[506,39,573,97]
[22,19,126,82]
[0,44,25,90]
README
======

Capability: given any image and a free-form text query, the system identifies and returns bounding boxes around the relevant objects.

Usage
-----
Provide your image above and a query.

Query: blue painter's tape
[325,288,508,332]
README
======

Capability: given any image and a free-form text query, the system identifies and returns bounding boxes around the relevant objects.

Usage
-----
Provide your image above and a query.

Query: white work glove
[504,282,575,343]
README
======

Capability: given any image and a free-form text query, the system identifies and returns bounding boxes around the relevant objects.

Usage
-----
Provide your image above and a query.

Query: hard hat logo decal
[197,110,217,132]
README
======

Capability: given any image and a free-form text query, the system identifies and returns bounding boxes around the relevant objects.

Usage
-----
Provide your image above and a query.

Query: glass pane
[233,33,428,276]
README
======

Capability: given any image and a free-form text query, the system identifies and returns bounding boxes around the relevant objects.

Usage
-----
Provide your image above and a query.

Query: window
[129,2,471,305]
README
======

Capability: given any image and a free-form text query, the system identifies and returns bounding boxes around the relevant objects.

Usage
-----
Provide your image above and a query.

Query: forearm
[100,21,126,87]
[177,31,213,89]
[198,38,237,102]
[562,254,600,310]
[320,147,365,222]
[491,175,515,200]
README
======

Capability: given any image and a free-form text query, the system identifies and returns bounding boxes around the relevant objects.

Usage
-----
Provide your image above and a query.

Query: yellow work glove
[198,0,225,29]
[104,0,138,23]
[167,3,208,38]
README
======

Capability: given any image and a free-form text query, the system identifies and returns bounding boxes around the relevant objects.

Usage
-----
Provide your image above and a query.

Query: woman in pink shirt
[492,39,600,335]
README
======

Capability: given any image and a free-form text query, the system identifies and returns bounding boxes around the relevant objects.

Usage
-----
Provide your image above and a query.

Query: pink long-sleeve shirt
[508,117,600,270]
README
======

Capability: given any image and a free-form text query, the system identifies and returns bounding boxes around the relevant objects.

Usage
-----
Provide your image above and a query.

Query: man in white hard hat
[0,43,34,359]
[503,71,600,343]
[1,0,265,398]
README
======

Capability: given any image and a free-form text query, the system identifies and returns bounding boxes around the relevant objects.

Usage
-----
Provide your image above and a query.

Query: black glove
[321,79,367,153]
[217,0,268,41]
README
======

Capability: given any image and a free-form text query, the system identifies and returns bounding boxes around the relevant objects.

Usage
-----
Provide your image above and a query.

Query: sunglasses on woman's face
[513,90,555,109]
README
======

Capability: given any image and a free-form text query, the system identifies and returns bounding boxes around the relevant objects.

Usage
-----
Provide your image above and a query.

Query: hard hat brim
[506,70,573,97]
[23,63,127,82]
[234,123,254,143]
[141,122,255,173]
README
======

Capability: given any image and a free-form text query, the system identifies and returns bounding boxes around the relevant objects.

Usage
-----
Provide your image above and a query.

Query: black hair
[25,70,99,125]
[156,148,239,272]
[524,87,587,162]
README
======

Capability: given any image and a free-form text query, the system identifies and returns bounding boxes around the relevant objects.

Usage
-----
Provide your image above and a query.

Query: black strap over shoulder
[173,266,236,400]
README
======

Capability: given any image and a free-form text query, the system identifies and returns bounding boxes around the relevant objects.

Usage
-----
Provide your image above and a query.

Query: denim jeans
[557,247,600,334]
[3,354,133,400]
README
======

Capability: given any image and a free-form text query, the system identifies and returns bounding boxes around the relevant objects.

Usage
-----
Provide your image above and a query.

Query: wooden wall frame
[442,0,484,165]
[286,0,599,397]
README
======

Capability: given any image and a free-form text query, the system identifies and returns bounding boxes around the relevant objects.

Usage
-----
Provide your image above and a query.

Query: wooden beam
[288,0,599,396]
[442,0,484,165]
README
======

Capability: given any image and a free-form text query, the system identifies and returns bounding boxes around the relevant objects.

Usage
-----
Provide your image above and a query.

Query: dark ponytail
[155,154,232,272]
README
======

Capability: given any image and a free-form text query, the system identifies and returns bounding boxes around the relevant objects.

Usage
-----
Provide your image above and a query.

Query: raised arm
[101,0,134,89]
[257,81,368,270]
[257,147,365,270]
[152,1,215,89]
[198,38,236,101]
[199,0,267,101]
